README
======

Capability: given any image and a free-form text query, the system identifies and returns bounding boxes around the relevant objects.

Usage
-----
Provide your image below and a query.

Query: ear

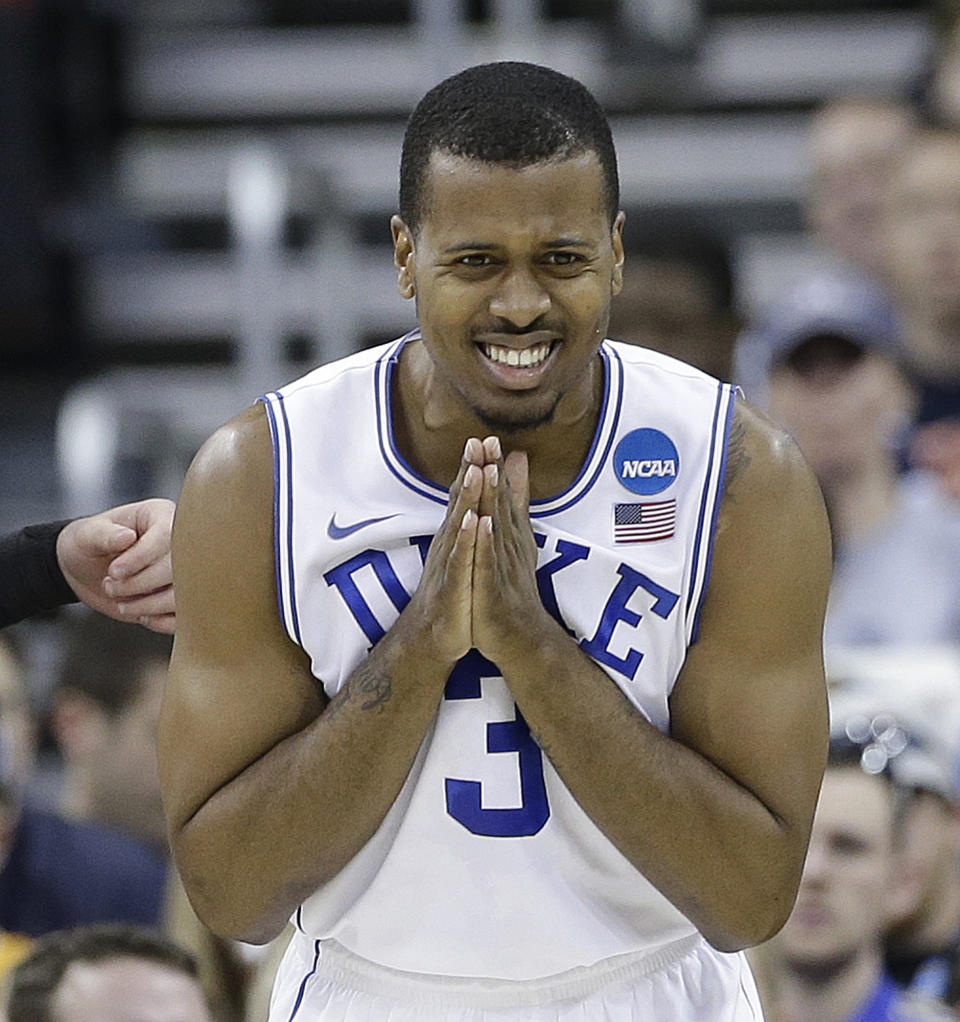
[390,215,416,300]
[611,211,626,296]
[884,845,924,929]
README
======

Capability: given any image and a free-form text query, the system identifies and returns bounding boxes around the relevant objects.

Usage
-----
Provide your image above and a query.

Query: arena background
[0,0,940,534]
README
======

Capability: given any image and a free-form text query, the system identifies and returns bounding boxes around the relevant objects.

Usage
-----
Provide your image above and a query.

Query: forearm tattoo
[345,658,393,712]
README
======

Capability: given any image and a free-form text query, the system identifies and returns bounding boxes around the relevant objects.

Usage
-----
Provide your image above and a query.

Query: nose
[488,266,551,329]
[799,837,829,888]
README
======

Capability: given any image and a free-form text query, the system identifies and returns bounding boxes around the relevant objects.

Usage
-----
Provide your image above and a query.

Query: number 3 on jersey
[443,650,550,838]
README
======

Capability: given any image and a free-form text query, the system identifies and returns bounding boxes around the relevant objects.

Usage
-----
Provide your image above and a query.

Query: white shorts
[268,932,764,1022]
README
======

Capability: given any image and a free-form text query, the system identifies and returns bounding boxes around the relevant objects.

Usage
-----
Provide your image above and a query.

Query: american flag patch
[613,500,676,543]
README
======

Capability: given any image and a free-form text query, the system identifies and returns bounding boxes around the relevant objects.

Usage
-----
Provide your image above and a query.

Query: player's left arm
[479,400,831,952]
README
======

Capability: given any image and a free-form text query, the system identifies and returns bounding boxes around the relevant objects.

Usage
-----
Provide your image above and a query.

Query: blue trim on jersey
[531,343,622,519]
[374,333,622,516]
[286,939,321,1022]
[688,384,737,644]
[261,394,288,633]
[375,335,448,505]
[262,391,302,646]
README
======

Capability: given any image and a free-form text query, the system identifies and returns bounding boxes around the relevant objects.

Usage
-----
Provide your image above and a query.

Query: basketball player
[159,62,831,1020]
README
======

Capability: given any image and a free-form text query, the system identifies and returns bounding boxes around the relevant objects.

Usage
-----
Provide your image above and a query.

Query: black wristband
[0,520,79,628]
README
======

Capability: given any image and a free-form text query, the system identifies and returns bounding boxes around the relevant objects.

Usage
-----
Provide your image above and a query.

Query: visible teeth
[482,342,551,367]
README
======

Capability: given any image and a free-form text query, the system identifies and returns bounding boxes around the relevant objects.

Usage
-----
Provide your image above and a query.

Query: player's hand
[56,498,176,633]
[470,436,553,666]
[399,438,483,665]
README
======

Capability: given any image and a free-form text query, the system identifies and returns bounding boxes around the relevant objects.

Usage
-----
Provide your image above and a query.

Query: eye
[543,251,581,266]
[456,253,494,268]
[831,833,869,857]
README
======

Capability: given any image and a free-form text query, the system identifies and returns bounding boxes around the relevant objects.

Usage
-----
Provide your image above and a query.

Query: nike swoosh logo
[327,513,400,540]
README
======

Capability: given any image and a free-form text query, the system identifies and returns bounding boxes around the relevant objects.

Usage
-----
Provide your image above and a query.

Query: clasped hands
[412,436,549,668]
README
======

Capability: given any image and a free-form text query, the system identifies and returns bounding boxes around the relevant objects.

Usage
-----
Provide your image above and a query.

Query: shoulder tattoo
[722,408,752,501]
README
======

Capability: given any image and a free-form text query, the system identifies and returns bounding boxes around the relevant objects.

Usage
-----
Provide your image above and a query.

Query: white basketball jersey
[261,333,736,981]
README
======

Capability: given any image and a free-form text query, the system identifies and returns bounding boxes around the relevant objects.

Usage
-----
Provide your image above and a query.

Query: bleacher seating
[48,0,933,513]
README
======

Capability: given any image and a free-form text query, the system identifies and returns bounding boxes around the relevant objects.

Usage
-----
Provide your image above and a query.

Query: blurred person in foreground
[882,128,960,501]
[0,632,167,954]
[0,499,175,633]
[159,61,830,1020]
[749,731,951,1022]
[4,923,212,1022]
[746,271,960,647]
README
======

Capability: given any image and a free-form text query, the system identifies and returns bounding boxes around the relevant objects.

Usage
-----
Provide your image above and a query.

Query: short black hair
[57,609,172,716]
[6,924,201,1022]
[399,61,619,230]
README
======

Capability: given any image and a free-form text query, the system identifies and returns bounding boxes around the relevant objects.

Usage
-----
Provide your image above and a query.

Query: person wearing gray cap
[738,270,960,648]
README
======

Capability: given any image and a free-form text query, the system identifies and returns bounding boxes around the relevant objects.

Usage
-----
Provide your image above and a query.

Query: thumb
[76,518,138,557]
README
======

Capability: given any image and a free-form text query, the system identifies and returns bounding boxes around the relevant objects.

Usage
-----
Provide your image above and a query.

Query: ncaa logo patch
[613,429,680,495]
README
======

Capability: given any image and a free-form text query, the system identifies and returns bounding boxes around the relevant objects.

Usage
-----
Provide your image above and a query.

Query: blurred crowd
[5,4,960,1022]
[614,9,960,1021]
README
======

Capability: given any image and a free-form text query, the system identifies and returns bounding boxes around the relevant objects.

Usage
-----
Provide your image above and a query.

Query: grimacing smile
[480,341,555,368]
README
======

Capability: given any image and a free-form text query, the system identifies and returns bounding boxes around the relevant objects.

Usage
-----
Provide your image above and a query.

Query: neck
[818,457,899,548]
[58,771,93,824]
[778,947,884,1022]
[393,341,603,499]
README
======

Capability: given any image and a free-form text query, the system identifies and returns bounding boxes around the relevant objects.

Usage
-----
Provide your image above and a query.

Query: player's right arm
[159,405,480,943]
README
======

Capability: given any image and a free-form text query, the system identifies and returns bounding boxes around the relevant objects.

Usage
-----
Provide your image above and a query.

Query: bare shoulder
[171,400,281,661]
[720,395,817,510]
[178,403,273,514]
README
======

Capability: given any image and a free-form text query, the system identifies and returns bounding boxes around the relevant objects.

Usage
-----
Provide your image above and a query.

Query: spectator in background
[0,633,167,949]
[606,228,738,380]
[884,727,960,1008]
[4,923,212,1022]
[805,94,919,287]
[748,732,951,1022]
[734,96,914,402]
[50,611,172,854]
[882,128,960,500]
[746,272,960,647]
[827,646,960,1010]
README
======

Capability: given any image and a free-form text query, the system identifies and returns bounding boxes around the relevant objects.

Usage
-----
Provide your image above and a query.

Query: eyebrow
[442,237,593,254]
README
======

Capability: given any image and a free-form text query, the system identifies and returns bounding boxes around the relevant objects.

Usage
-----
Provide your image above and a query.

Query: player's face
[392,152,624,433]
[774,768,900,970]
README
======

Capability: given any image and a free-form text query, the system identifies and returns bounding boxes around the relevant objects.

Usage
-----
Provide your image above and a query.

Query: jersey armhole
[685,383,739,645]
[260,392,302,646]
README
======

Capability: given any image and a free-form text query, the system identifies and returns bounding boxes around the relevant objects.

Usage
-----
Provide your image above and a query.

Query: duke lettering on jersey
[323,535,679,682]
